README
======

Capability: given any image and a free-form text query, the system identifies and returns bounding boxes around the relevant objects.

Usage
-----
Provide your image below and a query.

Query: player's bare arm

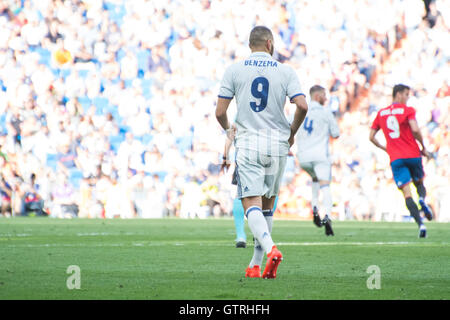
[220,124,236,173]
[215,97,232,131]
[220,137,232,173]
[289,94,308,147]
[369,128,387,152]
[408,119,431,159]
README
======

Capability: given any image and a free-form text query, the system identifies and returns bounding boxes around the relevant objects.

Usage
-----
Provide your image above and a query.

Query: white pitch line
[4,241,449,248]
[76,232,137,236]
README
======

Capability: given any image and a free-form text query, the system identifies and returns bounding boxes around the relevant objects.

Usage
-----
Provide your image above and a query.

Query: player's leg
[242,194,281,278]
[261,196,276,262]
[241,196,274,254]
[392,159,426,237]
[247,195,276,274]
[315,161,334,235]
[259,155,286,279]
[300,162,321,227]
[319,182,334,236]
[320,182,332,217]
[235,149,276,278]
[414,179,433,221]
[241,195,267,278]
[414,178,427,202]
[413,179,427,201]
[400,183,427,237]
[300,163,319,209]
[248,235,263,273]
[408,157,432,220]
[262,195,276,234]
[312,178,322,227]
[312,179,320,211]
[248,195,279,271]
[232,198,247,248]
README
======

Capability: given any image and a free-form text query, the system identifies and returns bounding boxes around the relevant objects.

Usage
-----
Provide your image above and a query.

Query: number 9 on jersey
[250,77,269,112]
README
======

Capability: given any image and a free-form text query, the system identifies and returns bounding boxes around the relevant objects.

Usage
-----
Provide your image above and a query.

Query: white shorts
[235,148,287,199]
[300,160,332,182]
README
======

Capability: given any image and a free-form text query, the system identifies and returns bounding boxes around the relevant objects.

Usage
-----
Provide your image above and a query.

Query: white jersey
[296,100,340,163]
[218,52,304,156]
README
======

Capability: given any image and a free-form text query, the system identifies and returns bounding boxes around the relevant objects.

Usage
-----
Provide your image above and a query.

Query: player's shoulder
[404,105,416,113]
[393,103,416,116]
[277,61,295,73]
[377,104,391,113]
[375,104,394,117]
[222,61,243,79]
[390,103,415,110]
[319,107,337,124]
[225,61,242,71]
[324,107,338,119]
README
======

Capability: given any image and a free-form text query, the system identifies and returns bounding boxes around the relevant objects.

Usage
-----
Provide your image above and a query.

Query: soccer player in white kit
[215,26,308,279]
[296,85,340,236]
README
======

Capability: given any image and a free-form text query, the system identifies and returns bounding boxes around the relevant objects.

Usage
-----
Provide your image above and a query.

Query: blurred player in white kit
[296,85,340,236]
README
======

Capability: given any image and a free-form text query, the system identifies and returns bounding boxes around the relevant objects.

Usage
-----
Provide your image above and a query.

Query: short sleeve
[218,66,235,99]
[406,106,416,120]
[371,112,380,130]
[286,67,305,102]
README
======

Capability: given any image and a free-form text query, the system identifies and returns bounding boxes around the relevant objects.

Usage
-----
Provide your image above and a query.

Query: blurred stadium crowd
[0,0,448,221]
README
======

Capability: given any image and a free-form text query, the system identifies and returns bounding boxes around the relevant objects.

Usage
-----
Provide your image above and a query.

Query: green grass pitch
[0,218,449,300]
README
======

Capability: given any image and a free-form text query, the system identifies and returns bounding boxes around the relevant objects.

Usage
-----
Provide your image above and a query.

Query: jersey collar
[249,52,273,58]
[310,101,323,109]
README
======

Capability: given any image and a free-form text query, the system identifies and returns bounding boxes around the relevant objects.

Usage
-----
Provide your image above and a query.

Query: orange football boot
[245,265,261,278]
[262,245,283,279]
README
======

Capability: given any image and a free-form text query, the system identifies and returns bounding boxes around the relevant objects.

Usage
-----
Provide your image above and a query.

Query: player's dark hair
[249,26,273,48]
[393,84,410,98]
[310,85,325,96]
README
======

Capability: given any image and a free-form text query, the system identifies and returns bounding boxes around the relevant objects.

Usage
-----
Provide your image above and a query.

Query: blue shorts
[390,157,424,188]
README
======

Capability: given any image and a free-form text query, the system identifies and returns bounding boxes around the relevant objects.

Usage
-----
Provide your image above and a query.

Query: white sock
[250,209,273,267]
[262,209,273,233]
[250,238,264,268]
[321,184,332,218]
[246,206,274,254]
[312,181,320,209]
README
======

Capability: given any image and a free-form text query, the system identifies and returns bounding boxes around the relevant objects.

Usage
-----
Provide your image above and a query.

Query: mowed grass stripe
[0,218,449,300]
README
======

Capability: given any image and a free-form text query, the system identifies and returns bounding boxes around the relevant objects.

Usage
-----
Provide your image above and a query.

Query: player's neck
[250,47,271,55]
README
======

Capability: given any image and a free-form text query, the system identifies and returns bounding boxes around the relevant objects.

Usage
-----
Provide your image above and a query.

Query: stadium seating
[0,0,447,221]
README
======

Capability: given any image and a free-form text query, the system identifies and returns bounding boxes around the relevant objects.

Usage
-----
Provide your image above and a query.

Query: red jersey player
[369,84,433,238]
